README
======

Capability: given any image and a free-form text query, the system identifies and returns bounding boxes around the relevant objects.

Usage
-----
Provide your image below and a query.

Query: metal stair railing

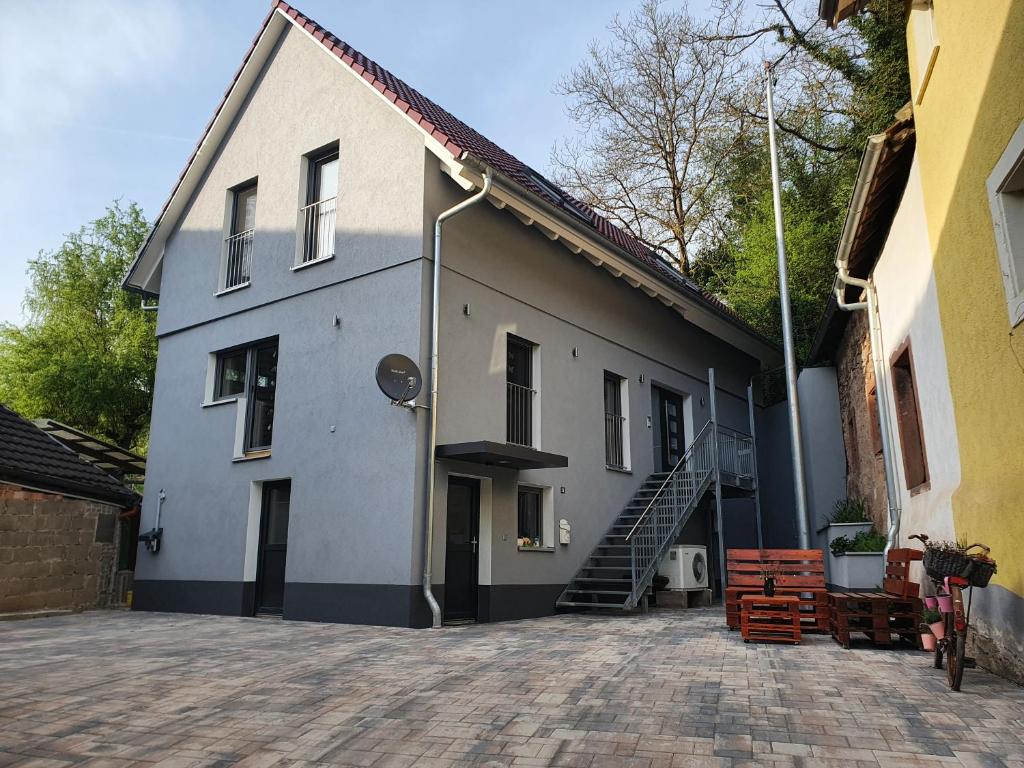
[716,424,756,480]
[623,421,716,609]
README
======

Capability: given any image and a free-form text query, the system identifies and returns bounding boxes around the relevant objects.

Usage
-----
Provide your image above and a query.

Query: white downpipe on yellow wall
[422,170,493,628]
[832,134,903,556]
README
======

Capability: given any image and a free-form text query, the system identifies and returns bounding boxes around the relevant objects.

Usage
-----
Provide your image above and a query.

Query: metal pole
[765,62,811,550]
[747,384,764,549]
[708,369,727,595]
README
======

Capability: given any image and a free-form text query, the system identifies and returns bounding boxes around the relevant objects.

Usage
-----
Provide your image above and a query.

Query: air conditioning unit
[658,545,709,591]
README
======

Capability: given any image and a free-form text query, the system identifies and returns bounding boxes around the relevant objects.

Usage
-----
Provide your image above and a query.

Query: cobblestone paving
[1,608,1022,768]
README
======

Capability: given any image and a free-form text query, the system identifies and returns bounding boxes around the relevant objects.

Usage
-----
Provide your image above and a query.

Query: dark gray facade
[130,19,779,626]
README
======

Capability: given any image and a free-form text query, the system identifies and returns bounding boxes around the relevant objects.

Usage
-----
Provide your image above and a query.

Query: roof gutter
[832,132,903,558]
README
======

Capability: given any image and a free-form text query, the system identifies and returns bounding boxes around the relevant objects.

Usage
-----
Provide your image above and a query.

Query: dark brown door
[443,477,480,622]
[255,480,290,615]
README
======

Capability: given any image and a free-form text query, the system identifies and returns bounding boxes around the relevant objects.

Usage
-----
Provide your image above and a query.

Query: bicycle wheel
[947,628,965,691]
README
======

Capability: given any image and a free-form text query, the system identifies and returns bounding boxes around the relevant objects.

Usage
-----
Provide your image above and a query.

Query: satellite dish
[375,354,423,404]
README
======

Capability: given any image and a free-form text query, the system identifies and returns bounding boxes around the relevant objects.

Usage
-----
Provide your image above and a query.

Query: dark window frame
[211,337,279,452]
[506,334,536,447]
[306,145,340,206]
[214,347,249,401]
[604,371,626,469]
[517,485,544,546]
[890,340,929,492]
[231,179,258,236]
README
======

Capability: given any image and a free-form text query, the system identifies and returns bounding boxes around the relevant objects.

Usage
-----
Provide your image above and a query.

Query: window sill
[233,450,271,463]
[201,397,238,408]
[605,465,632,475]
[216,282,250,297]
[291,254,334,272]
[518,546,555,553]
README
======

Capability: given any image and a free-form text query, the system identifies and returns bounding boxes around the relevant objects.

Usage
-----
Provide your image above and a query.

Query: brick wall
[835,311,889,530]
[0,483,122,613]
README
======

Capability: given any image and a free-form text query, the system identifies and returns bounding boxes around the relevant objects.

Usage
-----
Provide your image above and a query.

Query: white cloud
[0,0,185,137]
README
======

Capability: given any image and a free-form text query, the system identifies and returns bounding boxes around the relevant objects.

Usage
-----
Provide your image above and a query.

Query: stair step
[572,578,631,584]
[555,601,629,609]
[563,589,631,596]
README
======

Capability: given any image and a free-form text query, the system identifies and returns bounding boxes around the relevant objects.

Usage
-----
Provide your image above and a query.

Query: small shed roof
[0,406,140,508]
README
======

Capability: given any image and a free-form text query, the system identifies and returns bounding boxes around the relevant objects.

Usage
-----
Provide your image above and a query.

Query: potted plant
[758,562,781,596]
[923,595,938,609]
[823,499,873,584]
[828,528,887,589]
[922,607,944,641]
[920,624,936,651]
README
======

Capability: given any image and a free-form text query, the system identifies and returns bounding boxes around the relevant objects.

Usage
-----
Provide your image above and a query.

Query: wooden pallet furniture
[741,595,801,644]
[726,549,828,633]
[828,548,924,649]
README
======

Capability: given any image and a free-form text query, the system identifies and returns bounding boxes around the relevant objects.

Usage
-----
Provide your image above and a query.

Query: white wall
[873,154,959,548]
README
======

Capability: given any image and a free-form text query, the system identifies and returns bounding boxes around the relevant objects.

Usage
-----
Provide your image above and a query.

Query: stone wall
[834,311,889,530]
[0,483,121,613]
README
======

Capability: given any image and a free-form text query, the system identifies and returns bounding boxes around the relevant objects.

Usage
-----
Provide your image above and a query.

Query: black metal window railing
[604,412,626,469]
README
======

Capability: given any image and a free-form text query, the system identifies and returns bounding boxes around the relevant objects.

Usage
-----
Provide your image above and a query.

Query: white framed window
[603,371,631,470]
[295,143,339,269]
[909,1,939,105]
[516,483,554,551]
[987,119,1024,328]
[219,180,257,293]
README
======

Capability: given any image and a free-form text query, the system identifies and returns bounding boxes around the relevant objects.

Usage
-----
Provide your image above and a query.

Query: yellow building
[822,0,1024,681]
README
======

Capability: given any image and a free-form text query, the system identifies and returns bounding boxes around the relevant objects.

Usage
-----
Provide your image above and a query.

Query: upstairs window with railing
[222,181,256,292]
[604,372,627,470]
[506,334,536,447]
[299,148,338,266]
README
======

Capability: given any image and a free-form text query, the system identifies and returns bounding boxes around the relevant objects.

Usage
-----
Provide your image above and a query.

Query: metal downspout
[765,63,811,549]
[834,271,903,557]
[421,170,493,628]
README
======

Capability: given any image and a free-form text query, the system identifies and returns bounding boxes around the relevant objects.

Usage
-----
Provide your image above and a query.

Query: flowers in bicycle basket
[915,536,997,588]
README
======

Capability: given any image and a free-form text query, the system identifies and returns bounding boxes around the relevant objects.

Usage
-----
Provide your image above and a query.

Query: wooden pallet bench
[827,548,924,649]
[828,591,923,648]
[726,549,828,633]
[741,595,801,644]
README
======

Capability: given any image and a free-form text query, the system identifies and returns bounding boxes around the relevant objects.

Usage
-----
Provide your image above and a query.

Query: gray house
[123,1,780,627]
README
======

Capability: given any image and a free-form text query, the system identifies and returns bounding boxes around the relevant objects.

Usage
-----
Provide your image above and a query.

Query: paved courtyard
[0,609,1022,768]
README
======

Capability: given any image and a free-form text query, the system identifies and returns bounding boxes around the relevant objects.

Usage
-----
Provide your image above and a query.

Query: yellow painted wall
[909,1,1024,598]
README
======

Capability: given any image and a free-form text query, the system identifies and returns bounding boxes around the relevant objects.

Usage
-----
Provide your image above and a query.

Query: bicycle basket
[923,548,996,587]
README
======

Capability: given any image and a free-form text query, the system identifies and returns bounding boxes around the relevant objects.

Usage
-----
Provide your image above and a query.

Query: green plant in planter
[922,608,942,625]
[830,528,887,555]
[830,535,852,556]
[828,498,870,524]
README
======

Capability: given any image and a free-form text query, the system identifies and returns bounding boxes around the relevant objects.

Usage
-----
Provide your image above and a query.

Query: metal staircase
[555,420,755,611]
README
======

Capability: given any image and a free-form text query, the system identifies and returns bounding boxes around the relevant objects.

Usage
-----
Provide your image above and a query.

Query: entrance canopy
[436,441,568,471]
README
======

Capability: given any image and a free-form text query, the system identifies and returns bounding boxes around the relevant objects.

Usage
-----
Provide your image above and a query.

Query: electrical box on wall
[558,518,571,545]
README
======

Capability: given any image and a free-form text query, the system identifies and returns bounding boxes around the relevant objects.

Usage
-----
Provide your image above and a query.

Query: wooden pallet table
[727,549,829,633]
[741,595,802,644]
[828,591,923,649]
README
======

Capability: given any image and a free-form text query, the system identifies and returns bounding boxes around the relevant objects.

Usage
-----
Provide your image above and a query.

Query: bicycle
[910,534,995,692]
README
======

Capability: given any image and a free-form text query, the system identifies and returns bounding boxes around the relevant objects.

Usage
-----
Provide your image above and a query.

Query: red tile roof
[129,1,768,346]
[272,2,765,337]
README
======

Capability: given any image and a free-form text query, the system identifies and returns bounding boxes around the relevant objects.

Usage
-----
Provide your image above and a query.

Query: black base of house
[132,579,565,627]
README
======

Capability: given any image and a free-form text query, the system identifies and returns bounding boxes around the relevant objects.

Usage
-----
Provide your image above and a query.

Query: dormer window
[221,181,257,292]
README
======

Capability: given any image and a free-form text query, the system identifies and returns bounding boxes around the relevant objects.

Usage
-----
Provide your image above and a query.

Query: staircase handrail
[624,420,713,543]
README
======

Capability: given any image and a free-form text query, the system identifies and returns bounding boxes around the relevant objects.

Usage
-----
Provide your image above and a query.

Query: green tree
[0,202,156,451]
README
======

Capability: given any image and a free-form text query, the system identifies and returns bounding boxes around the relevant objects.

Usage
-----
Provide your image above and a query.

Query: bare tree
[552,0,763,275]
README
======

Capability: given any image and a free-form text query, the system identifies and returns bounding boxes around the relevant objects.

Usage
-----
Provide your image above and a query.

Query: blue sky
[0,0,664,325]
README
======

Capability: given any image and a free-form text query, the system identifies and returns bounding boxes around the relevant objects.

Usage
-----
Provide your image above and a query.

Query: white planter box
[826,522,873,585]
[830,552,884,590]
